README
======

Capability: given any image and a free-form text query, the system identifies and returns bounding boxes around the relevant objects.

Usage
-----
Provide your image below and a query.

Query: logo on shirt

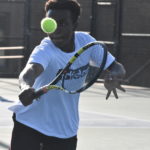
[56,64,89,80]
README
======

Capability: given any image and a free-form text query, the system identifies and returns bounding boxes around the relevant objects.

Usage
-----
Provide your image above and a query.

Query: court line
[79,110,150,128]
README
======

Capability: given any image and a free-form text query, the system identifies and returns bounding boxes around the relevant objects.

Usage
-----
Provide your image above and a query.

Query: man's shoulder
[75,31,93,40]
[40,37,51,46]
[36,37,53,50]
[75,31,90,37]
[75,31,95,44]
[32,37,53,54]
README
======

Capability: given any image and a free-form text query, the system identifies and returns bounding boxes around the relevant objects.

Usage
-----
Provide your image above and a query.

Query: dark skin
[19,9,125,106]
[104,61,126,100]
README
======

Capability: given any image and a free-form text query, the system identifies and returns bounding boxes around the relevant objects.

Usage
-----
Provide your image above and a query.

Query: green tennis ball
[41,17,57,34]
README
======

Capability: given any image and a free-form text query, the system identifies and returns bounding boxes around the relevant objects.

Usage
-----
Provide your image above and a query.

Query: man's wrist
[19,84,31,91]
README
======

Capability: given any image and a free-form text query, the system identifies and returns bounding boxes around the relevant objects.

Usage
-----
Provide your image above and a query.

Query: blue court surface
[0,78,150,150]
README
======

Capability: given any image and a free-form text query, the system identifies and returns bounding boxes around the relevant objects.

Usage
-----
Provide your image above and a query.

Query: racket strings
[61,43,107,93]
[62,64,90,91]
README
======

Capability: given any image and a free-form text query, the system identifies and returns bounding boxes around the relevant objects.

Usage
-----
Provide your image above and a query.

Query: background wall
[0,0,150,87]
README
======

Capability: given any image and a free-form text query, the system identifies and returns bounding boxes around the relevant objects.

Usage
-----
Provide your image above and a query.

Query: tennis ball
[41,17,57,34]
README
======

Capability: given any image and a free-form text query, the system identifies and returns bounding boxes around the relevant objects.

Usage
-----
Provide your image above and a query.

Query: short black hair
[45,0,80,23]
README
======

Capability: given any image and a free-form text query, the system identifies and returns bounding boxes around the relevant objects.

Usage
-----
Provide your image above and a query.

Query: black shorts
[10,114,77,150]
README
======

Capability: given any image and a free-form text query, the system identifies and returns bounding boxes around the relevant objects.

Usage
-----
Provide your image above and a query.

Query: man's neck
[57,35,75,53]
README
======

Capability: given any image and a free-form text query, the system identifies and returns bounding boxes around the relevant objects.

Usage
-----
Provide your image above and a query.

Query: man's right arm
[19,63,44,106]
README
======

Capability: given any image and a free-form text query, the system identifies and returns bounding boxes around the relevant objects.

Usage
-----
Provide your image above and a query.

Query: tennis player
[10,0,126,150]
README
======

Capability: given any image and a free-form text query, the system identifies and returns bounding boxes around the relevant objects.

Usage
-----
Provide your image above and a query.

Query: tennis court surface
[0,78,150,150]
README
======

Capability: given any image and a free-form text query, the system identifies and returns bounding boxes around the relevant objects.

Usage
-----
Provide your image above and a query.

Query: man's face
[47,9,76,50]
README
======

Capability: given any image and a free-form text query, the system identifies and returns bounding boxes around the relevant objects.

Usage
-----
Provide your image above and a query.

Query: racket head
[60,41,108,93]
[34,41,108,99]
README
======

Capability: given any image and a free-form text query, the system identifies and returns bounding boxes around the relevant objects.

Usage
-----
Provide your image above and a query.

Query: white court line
[79,110,150,128]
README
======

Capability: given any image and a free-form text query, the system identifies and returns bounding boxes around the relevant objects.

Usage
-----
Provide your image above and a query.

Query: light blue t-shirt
[11,32,115,138]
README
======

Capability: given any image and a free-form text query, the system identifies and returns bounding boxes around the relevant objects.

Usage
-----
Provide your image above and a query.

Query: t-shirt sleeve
[77,32,96,44]
[78,32,115,69]
[27,39,51,70]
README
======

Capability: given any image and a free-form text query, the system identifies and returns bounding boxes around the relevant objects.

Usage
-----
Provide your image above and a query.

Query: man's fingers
[113,89,118,99]
[106,89,118,100]
[117,85,126,92]
[104,79,126,100]
[106,90,111,100]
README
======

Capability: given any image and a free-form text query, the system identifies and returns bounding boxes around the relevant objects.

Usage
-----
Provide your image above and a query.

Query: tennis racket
[33,41,108,99]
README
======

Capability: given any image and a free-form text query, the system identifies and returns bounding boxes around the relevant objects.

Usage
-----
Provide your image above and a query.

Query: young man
[10,0,126,150]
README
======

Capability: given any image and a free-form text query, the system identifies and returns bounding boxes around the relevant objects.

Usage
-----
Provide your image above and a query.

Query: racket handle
[33,88,47,99]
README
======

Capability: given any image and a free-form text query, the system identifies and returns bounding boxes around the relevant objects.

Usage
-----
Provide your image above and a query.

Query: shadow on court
[0,96,14,103]
[0,141,9,149]
[0,78,150,150]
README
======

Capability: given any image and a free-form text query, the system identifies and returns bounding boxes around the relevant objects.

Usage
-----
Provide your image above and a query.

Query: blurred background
[0,1,150,150]
[0,0,150,86]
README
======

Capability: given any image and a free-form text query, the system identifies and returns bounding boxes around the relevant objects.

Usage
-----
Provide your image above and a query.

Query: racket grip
[33,88,47,99]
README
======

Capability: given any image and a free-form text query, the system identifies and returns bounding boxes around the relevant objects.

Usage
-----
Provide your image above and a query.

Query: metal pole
[90,0,97,36]
[23,0,31,67]
[115,0,123,60]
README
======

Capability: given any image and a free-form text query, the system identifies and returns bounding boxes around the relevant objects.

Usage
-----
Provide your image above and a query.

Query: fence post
[23,0,31,67]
